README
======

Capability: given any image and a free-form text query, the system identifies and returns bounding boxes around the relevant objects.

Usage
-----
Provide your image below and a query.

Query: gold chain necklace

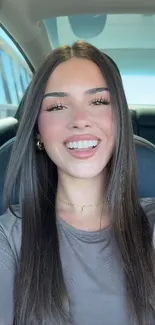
[57,196,104,213]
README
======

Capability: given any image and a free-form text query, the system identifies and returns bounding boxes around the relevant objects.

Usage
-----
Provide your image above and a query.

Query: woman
[0,40,155,325]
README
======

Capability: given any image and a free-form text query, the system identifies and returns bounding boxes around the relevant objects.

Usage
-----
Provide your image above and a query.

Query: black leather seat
[134,135,155,198]
[130,109,138,135]
[136,108,155,145]
[0,117,18,147]
[129,108,155,145]
[0,137,18,215]
[0,135,155,215]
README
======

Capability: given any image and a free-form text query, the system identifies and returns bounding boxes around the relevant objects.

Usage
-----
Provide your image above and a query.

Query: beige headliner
[1,0,155,69]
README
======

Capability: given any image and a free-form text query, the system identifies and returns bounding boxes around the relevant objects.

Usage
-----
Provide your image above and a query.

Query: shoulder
[0,205,21,240]
[140,197,155,212]
[0,207,21,323]
[140,197,155,215]
[140,198,155,247]
[0,205,21,264]
[140,197,155,223]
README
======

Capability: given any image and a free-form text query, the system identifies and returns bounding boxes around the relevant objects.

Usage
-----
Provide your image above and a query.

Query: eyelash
[45,98,110,111]
[45,104,65,111]
[90,98,110,106]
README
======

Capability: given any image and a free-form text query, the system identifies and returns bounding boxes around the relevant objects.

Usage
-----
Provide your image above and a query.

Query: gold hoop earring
[36,140,44,151]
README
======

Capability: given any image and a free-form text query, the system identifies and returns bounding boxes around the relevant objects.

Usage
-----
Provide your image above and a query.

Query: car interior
[0,0,155,214]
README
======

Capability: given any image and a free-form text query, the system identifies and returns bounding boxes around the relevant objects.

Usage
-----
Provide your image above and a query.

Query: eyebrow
[85,87,109,94]
[43,87,109,99]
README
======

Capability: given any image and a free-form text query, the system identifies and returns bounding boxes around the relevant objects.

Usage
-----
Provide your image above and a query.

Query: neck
[56,171,109,231]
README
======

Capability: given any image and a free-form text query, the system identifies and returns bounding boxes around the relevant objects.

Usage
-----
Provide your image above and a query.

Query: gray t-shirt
[0,198,155,325]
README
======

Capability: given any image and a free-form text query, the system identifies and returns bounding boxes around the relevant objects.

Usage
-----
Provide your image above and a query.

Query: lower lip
[65,143,100,159]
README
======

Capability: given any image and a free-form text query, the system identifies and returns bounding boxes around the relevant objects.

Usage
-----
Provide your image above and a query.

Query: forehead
[45,57,107,92]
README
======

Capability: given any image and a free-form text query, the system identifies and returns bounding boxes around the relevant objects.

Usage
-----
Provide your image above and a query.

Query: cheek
[38,113,65,142]
[97,108,115,137]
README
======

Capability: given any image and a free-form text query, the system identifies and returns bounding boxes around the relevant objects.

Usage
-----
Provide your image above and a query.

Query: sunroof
[44,14,155,50]
[43,14,155,105]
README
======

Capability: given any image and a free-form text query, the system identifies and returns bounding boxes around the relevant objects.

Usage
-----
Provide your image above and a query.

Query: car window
[44,14,155,107]
[0,26,32,119]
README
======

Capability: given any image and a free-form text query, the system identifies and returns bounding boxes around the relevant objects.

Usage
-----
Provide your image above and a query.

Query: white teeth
[66,140,99,149]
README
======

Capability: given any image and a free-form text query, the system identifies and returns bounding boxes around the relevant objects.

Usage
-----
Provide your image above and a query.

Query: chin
[64,164,107,179]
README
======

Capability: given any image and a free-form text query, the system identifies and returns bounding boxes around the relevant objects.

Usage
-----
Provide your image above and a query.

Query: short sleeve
[0,226,16,325]
[140,198,155,250]
[140,198,155,226]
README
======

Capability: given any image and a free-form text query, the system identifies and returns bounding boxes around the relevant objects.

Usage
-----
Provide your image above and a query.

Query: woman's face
[38,57,115,179]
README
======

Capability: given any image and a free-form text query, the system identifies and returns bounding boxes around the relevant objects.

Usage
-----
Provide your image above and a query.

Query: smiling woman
[0,40,155,325]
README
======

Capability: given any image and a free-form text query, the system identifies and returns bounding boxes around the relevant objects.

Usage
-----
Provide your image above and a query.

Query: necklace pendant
[81,206,84,213]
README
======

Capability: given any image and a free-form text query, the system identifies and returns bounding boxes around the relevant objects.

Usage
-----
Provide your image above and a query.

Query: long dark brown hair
[4,40,155,325]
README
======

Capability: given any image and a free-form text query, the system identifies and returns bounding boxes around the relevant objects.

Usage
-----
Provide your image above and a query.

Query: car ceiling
[0,0,155,70]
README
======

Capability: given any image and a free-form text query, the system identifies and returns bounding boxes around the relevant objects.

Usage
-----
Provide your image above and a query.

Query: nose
[68,108,92,129]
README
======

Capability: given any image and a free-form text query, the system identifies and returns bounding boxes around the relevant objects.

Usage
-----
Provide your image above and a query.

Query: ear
[36,133,43,142]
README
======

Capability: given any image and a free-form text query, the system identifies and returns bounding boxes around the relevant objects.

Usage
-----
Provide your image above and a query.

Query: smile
[64,139,101,160]
[66,140,99,150]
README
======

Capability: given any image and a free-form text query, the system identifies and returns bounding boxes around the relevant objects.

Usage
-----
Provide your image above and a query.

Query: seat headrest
[134,135,155,198]
[0,135,155,215]
[0,137,18,215]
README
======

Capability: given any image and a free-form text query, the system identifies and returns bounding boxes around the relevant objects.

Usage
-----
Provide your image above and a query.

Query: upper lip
[64,134,101,144]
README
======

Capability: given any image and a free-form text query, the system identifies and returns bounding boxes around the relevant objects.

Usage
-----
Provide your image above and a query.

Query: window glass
[0,27,32,119]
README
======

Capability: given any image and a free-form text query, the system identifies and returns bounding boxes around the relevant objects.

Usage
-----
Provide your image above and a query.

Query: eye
[90,98,110,106]
[45,104,66,111]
